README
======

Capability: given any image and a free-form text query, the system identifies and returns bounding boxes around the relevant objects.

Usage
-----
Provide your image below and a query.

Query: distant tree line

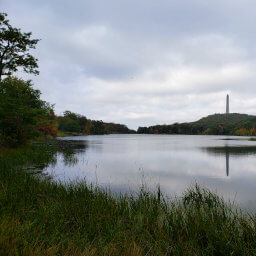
[57,111,135,135]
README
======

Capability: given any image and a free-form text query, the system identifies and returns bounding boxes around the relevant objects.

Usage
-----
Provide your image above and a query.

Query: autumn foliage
[0,77,56,146]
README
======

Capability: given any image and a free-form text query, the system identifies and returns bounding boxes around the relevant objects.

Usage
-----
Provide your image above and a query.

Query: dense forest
[57,111,135,135]
[137,113,256,136]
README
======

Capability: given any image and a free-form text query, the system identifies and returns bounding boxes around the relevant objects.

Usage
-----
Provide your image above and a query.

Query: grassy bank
[0,143,256,255]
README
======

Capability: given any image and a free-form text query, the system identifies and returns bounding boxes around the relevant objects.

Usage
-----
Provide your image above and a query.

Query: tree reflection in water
[28,140,87,176]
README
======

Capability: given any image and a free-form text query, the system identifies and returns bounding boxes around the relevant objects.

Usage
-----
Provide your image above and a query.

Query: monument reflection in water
[203,145,256,177]
[226,151,229,176]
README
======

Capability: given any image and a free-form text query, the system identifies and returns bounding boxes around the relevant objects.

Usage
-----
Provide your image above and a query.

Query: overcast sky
[2,0,256,129]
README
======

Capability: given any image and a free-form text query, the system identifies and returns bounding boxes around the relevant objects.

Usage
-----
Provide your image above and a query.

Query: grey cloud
[2,0,256,129]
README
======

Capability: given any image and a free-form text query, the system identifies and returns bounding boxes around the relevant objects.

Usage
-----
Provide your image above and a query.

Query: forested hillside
[137,113,256,136]
[196,113,254,126]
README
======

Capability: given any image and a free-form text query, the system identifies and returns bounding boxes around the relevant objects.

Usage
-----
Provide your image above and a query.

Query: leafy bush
[0,77,55,146]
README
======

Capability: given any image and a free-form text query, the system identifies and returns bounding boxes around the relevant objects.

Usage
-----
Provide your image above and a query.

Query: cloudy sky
[2,0,256,129]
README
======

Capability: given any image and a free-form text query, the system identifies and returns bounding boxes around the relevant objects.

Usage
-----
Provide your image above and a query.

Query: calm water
[42,135,256,210]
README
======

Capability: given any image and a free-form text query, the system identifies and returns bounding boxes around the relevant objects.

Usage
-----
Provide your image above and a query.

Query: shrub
[0,77,55,146]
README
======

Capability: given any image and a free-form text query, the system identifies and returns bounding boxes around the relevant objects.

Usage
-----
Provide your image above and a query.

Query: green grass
[1,143,256,255]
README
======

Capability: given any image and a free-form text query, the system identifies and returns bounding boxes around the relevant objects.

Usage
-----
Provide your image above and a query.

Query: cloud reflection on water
[40,135,256,211]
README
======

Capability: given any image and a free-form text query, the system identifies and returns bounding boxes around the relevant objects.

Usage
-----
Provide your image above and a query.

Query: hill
[137,113,256,136]
[195,113,255,126]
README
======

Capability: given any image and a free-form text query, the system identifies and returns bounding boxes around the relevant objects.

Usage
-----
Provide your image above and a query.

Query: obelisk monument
[226,94,229,114]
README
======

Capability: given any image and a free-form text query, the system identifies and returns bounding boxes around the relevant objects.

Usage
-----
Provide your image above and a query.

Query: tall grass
[0,143,256,255]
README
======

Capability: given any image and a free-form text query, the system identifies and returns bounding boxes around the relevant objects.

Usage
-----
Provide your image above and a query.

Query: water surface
[42,135,256,211]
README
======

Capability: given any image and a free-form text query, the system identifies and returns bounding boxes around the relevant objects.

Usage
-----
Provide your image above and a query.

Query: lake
[42,134,256,211]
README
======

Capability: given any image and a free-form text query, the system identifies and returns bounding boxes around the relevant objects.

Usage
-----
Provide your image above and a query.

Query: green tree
[0,77,53,146]
[59,118,81,133]
[0,13,40,81]
[58,111,85,133]
[89,121,105,135]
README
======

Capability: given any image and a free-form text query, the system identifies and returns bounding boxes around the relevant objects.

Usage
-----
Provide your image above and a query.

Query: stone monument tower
[226,94,229,114]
